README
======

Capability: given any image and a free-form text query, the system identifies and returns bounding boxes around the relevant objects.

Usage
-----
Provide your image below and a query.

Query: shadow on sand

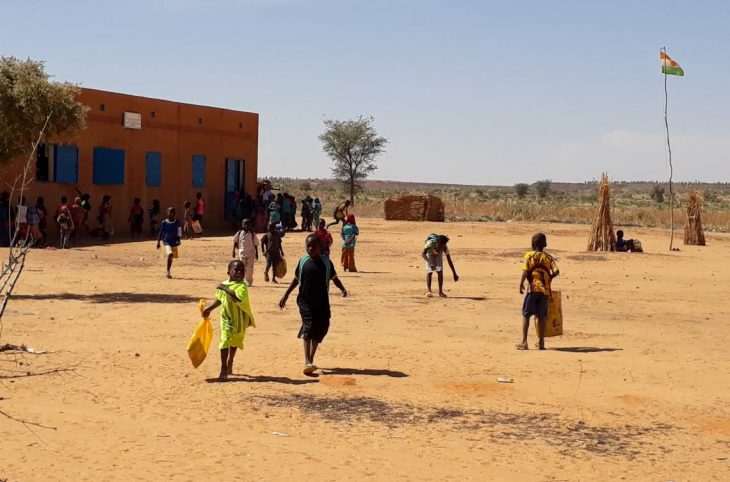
[320,367,408,378]
[550,347,623,353]
[13,292,200,304]
[206,374,319,385]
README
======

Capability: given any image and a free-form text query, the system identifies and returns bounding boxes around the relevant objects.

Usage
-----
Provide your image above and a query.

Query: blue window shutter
[146,151,162,187]
[93,147,125,185]
[192,155,206,187]
[54,145,78,184]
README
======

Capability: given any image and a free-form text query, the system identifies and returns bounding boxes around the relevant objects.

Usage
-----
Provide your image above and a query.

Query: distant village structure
[1,88,259,230]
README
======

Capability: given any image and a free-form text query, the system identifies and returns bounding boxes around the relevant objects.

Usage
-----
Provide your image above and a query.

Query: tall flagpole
[662,46,675,251]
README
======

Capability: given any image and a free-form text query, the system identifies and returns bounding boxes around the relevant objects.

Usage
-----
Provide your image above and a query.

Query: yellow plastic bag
[187,299,213,368]
[275,257,287,279]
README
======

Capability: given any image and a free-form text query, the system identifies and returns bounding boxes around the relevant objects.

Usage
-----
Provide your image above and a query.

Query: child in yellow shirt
[517,233,559,351]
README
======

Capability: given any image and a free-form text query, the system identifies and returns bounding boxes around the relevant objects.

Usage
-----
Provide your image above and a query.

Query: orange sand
[1,219,729,481]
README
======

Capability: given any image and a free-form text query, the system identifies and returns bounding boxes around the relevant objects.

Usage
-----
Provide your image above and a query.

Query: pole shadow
[549,347,623,353]
[320,367,408,378]
[12,292,200,304]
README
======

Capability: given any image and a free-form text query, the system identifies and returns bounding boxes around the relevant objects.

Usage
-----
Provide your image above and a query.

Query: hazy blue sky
[2,0,728,185]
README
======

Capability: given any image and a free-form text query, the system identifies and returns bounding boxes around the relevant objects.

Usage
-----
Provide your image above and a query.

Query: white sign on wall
[123,112,142,129]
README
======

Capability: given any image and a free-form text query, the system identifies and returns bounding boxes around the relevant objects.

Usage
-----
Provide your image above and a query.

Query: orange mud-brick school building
[1,88,259,231]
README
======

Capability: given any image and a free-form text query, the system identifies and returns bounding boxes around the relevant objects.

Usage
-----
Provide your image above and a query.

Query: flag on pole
[660,51,685,76]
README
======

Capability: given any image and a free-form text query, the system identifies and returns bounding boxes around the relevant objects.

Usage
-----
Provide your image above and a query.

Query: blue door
[146,151,162,187]
[225,159,245,220]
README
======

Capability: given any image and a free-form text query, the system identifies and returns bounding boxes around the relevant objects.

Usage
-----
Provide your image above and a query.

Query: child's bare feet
[218,369,228,381]
[264,273,270,282]
[272,278,278,284]
[425,292,434,298]
[166,271,172,279]
[438,291,448,298]
[515,342,529,350]
[303,364,317,376]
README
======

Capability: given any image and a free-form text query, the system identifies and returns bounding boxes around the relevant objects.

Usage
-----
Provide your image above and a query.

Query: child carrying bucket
[517,233,560,351]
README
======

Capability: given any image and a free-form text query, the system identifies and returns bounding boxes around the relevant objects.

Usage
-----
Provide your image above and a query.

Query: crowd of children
[0,189,210,252]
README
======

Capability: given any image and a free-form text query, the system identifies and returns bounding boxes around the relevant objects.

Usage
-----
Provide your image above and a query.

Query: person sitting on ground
[517,232,560,351]
[422,234,459,298]
[616,230,642,252]
[327,200,351,228]
[202,260,256,381]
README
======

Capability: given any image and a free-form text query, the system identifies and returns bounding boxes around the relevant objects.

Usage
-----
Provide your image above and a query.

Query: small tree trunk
[350,178,356,206]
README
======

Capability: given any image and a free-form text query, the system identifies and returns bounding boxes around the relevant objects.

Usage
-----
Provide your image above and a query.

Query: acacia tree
[1,57,87,343]
[514,183,529,199]
[535,179,552,199]
[0,56,87,165]
[318,116,387,205]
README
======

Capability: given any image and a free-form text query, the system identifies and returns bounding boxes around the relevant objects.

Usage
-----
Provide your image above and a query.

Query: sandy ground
[1,218,729,481]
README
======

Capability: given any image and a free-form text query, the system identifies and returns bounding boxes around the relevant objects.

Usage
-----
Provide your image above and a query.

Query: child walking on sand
[129,197,144,239]
[232,218,259,286]
[340,214,359,272]
[149,199,161,237]
[261,223,285,283]
[422,234,459,297]
[202,260,256,381]
[182,201,194,240]
[279,234,347,375]
[517,232,560,351]
[157,207,182,279]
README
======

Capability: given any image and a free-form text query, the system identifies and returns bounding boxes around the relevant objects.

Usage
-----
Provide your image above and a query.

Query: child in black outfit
[279,234,347,376]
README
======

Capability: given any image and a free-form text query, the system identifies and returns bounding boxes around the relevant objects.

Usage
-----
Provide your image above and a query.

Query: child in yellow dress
[202,260,256,380]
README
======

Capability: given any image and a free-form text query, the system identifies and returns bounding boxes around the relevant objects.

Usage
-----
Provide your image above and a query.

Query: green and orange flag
[660,51,684,76]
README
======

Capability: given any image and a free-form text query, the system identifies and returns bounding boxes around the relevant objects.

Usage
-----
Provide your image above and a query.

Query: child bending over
[422,234,458,297]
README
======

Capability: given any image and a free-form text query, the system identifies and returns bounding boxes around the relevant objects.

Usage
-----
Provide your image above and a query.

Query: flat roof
[81,87,259,117]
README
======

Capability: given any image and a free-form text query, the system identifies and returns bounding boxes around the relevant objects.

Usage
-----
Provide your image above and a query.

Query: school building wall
[1,87,259,232]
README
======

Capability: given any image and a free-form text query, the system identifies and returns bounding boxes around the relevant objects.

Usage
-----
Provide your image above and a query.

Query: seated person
[616,230,642,252]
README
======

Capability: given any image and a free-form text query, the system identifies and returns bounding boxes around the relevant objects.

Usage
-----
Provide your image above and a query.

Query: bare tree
[318,116,388,205]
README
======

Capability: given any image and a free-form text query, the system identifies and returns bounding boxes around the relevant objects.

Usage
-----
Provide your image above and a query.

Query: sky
[2,0,729,185]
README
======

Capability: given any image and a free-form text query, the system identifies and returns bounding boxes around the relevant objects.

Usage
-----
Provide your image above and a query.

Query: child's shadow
[205,374,318,385]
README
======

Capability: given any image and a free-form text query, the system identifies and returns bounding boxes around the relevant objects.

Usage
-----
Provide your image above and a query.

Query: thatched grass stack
[384,195,445,222]
[683,190,706,246]
[587,173,616,251]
